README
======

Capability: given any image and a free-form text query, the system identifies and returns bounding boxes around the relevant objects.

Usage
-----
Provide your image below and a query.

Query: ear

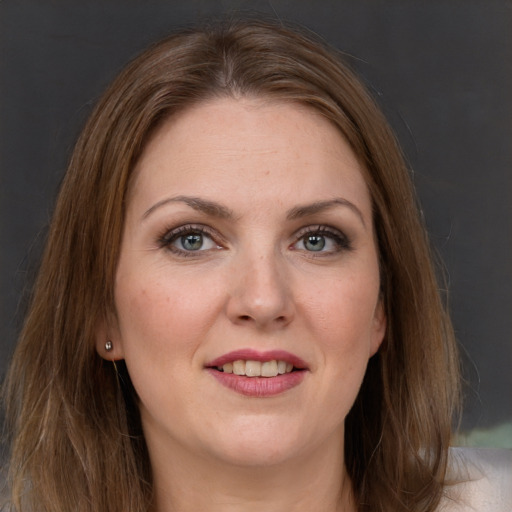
[369,298,386,357]
[95,314,125,361]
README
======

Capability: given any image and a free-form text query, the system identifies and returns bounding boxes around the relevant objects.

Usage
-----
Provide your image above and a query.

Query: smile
[218,360,294,377]
[206,349,308,397]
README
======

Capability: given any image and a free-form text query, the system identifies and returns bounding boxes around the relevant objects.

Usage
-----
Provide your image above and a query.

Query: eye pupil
[304,235,325,251]
[182,234,203,250]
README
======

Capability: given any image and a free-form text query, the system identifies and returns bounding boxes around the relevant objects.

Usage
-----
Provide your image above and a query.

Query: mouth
[214,359,296,377]
[205,349,308,397]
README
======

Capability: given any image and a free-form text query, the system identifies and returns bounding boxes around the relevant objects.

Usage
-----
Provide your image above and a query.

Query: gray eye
[163,226,220,254]
[303,235,326,251]
[180,234,204,251]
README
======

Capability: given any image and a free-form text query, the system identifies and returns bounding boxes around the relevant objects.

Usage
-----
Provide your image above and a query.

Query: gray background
[1,0,511,443]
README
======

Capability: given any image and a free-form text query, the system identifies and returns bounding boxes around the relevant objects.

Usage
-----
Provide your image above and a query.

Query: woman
[2,19,509,512]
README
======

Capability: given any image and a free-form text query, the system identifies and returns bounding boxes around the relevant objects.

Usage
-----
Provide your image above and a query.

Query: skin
[98,97,386,512]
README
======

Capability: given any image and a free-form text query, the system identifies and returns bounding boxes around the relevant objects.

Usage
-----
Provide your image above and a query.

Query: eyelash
[157,224,221,257]
[157,224,352,257]
[292,225,352,255]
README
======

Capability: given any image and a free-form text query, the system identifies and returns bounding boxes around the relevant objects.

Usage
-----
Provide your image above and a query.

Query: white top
[439,447,512,511]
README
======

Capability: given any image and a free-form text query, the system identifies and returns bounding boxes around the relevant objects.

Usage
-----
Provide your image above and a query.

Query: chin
[209,441,301,468]
[200,416,314,468]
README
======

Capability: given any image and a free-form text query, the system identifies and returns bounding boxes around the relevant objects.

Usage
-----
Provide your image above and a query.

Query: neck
[148,432,356,512]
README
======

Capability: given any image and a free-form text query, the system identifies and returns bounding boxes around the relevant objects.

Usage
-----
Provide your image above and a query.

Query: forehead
[130,97,371,217]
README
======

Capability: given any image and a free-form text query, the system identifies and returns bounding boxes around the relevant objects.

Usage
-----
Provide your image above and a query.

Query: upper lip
[206,349,308,370]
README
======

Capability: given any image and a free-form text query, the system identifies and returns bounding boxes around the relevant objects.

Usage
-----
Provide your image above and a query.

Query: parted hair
[2,19,460,512]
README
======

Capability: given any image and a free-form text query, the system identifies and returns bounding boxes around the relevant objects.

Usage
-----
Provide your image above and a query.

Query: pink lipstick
[205,349,308,397]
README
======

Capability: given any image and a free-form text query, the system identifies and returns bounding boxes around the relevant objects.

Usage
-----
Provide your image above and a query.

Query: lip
[205,349,309,398]
[207,369,306,397]
[206,349,308,369]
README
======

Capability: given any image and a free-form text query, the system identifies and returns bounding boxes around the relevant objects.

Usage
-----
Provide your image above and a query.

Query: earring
[105,340,113,352]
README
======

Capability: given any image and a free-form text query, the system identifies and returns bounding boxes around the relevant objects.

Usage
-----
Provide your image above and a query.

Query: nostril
[238,314,287,323]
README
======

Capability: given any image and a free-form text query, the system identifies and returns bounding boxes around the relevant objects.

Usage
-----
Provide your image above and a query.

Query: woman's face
[104,97,385,469]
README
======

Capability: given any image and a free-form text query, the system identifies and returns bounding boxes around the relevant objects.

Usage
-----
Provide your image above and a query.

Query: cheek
[302,272,381,369]
[112,273,213,415]
[114,270,220,361]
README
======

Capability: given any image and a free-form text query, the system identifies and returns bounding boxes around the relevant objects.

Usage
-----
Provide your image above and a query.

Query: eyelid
[293,224,346,240]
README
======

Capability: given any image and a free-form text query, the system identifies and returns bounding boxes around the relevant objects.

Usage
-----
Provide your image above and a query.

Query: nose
[226,250,295,329]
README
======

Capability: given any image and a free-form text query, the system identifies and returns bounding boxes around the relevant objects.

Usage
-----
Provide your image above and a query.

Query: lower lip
[207,369,306,397]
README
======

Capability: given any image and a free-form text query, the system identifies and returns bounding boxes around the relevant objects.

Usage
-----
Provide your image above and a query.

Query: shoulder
[438,446,512,512]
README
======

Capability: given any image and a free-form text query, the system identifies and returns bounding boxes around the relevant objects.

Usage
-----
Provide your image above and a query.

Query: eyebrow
[286,198,366,228]
[142,195,234,221]
[142,195,365,228]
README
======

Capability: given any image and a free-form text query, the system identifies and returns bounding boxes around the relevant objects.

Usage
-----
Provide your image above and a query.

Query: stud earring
[105,340,113,352]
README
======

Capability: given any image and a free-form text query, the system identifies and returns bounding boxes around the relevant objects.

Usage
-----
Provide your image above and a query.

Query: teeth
[261,360,278,377]
[245,360,261,376]
[221,360,295,377]
[233,360,245,375]
[222,362,233,374]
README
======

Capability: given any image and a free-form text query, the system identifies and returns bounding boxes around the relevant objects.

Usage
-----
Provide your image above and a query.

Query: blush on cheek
[119,279,213,362]
[117,285,165,346]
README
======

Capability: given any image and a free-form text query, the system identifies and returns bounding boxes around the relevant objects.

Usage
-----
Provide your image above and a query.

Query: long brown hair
[2,19,460,512]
